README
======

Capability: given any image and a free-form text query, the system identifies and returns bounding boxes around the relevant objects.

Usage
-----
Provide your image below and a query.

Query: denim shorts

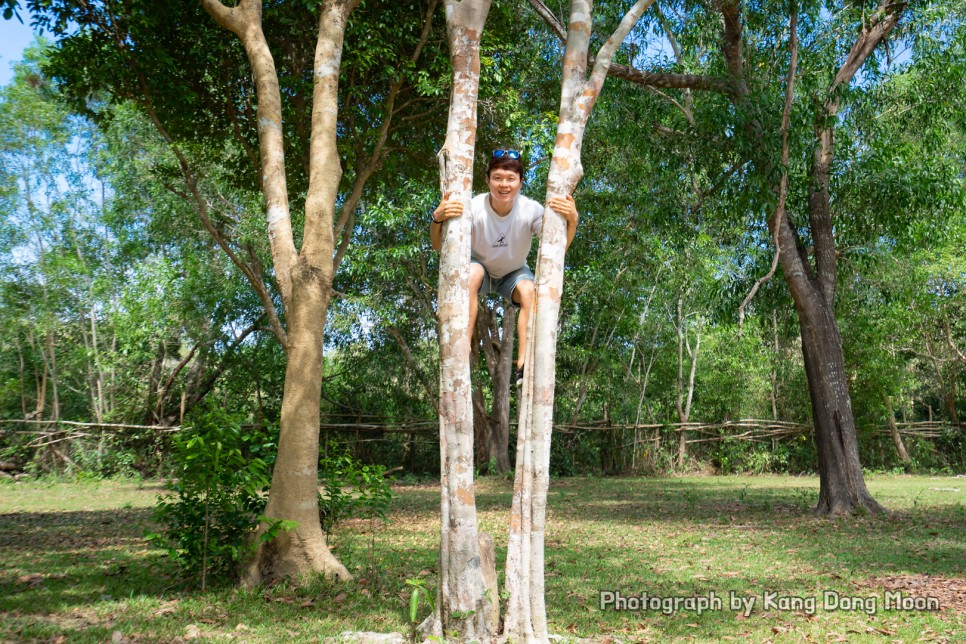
[474,261,534,308]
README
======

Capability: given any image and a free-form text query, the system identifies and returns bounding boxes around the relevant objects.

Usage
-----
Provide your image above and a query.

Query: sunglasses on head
[492,149,521,159]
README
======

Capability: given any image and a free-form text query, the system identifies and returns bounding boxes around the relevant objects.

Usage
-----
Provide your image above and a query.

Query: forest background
[1,0,965,484]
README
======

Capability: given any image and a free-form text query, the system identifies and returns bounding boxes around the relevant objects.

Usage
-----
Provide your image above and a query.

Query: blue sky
[0,15,40,87]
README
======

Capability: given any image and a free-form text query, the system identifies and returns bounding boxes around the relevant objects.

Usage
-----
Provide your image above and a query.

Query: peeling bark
[433,1,494,640]
[505,2,655,640]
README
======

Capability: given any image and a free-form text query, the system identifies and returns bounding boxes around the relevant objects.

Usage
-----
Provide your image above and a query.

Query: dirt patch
[856,574,966,613]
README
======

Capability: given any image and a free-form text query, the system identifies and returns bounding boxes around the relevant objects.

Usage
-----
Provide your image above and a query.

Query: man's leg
[469,262,486,345]
[511,278,534,371]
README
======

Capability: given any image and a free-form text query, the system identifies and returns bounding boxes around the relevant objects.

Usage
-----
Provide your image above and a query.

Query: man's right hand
[432,192,464,223]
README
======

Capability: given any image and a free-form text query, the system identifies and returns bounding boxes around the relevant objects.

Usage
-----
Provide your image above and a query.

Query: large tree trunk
[505,2,654,640]
[794,292,885,515]
[202,0,356,585]
[241,268,348,585]
[431,1,494,640]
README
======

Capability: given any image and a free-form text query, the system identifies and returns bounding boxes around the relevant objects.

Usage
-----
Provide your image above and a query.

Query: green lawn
[1,475,963,642]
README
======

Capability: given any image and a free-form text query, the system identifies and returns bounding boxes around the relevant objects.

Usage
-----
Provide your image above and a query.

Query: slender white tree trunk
[504,2,654,640]
[432,1,495,640]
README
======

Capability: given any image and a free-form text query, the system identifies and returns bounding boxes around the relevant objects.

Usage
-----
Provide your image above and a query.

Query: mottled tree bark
[505,1,655,640]
[432,0,494,640]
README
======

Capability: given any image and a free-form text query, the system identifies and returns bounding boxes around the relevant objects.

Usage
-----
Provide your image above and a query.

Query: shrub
[146,406,278,589]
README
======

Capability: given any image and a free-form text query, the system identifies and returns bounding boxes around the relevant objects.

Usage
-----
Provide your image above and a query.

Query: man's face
[486,169,523,212]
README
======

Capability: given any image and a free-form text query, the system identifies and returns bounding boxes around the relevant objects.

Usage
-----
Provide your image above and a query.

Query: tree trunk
[674,297,701,469]
[477,302,514,474]
[771,310,779,421]
[431,1,494,640]
[488,308,513,474]
[201,0,357,585]
[143,340,164,426]
[793,287,886,515]
[241,267,349,585]
[884,394,910,465]
[16,337,28,420]
[45,329,59,422]
[505,2,654,640]
[769,4,901,516]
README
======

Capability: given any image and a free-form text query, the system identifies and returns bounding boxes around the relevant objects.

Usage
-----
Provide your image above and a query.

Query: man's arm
[430,194,464,251]
[548,194,579,249]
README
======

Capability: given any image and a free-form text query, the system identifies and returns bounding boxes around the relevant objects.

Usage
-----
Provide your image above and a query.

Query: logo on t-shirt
[493,233,508,248]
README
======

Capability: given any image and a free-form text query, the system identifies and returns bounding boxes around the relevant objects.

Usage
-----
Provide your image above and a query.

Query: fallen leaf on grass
[267,595,295,604]
[152,600,179,617]
[17,573,44,587]
[334,592,347,602]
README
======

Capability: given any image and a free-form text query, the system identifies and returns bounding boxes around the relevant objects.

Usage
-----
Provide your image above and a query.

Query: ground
[1,474,964,642]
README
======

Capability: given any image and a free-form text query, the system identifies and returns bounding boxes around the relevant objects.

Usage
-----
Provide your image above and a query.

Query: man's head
[486,149,523,179]
[486,149,523,214]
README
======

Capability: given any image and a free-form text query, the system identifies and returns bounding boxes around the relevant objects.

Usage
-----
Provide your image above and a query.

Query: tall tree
[30,0,447,581]
[433,0,495,639]
[505,1,654,639]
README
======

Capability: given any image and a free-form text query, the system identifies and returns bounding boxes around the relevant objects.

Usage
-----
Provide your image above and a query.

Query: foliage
[318,447,395,537]
[405,577,435,640]
[1,1,964,482]
[146,406,278,589]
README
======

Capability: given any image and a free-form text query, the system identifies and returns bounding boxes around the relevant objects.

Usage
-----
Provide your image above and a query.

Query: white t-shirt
[470,193,544,278]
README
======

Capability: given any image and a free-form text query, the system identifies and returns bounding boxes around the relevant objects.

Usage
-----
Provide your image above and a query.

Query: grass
[0,474,963,642]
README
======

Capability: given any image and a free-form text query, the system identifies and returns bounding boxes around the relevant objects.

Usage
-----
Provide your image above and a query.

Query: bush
[146,406,278,589]
[318,449,394,537]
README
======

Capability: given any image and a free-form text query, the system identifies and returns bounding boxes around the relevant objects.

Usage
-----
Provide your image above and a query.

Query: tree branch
[739,5,798,333]
[201,0,298,308]
[586,0,656,102]
[527,0,566,41]
[809,0,904,303]
[527,0,731,94]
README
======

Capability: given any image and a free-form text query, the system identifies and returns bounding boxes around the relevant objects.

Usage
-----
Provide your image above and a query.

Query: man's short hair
[486,154,523,178]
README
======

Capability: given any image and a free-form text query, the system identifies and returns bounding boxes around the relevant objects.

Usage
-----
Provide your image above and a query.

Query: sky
[0,14,41,87]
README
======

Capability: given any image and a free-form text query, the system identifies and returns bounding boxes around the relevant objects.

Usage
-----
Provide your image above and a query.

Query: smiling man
[430,149,579,385]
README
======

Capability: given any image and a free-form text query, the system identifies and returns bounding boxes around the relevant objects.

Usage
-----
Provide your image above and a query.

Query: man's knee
[469,263,486,295]
[513,279,534,306]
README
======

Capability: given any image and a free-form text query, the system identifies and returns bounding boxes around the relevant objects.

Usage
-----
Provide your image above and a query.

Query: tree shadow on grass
[0,507,174,616]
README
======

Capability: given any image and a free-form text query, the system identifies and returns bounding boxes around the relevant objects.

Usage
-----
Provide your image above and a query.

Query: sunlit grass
[0,474,963,642]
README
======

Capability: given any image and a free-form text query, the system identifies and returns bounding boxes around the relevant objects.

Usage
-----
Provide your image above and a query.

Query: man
[430,148,579,385]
